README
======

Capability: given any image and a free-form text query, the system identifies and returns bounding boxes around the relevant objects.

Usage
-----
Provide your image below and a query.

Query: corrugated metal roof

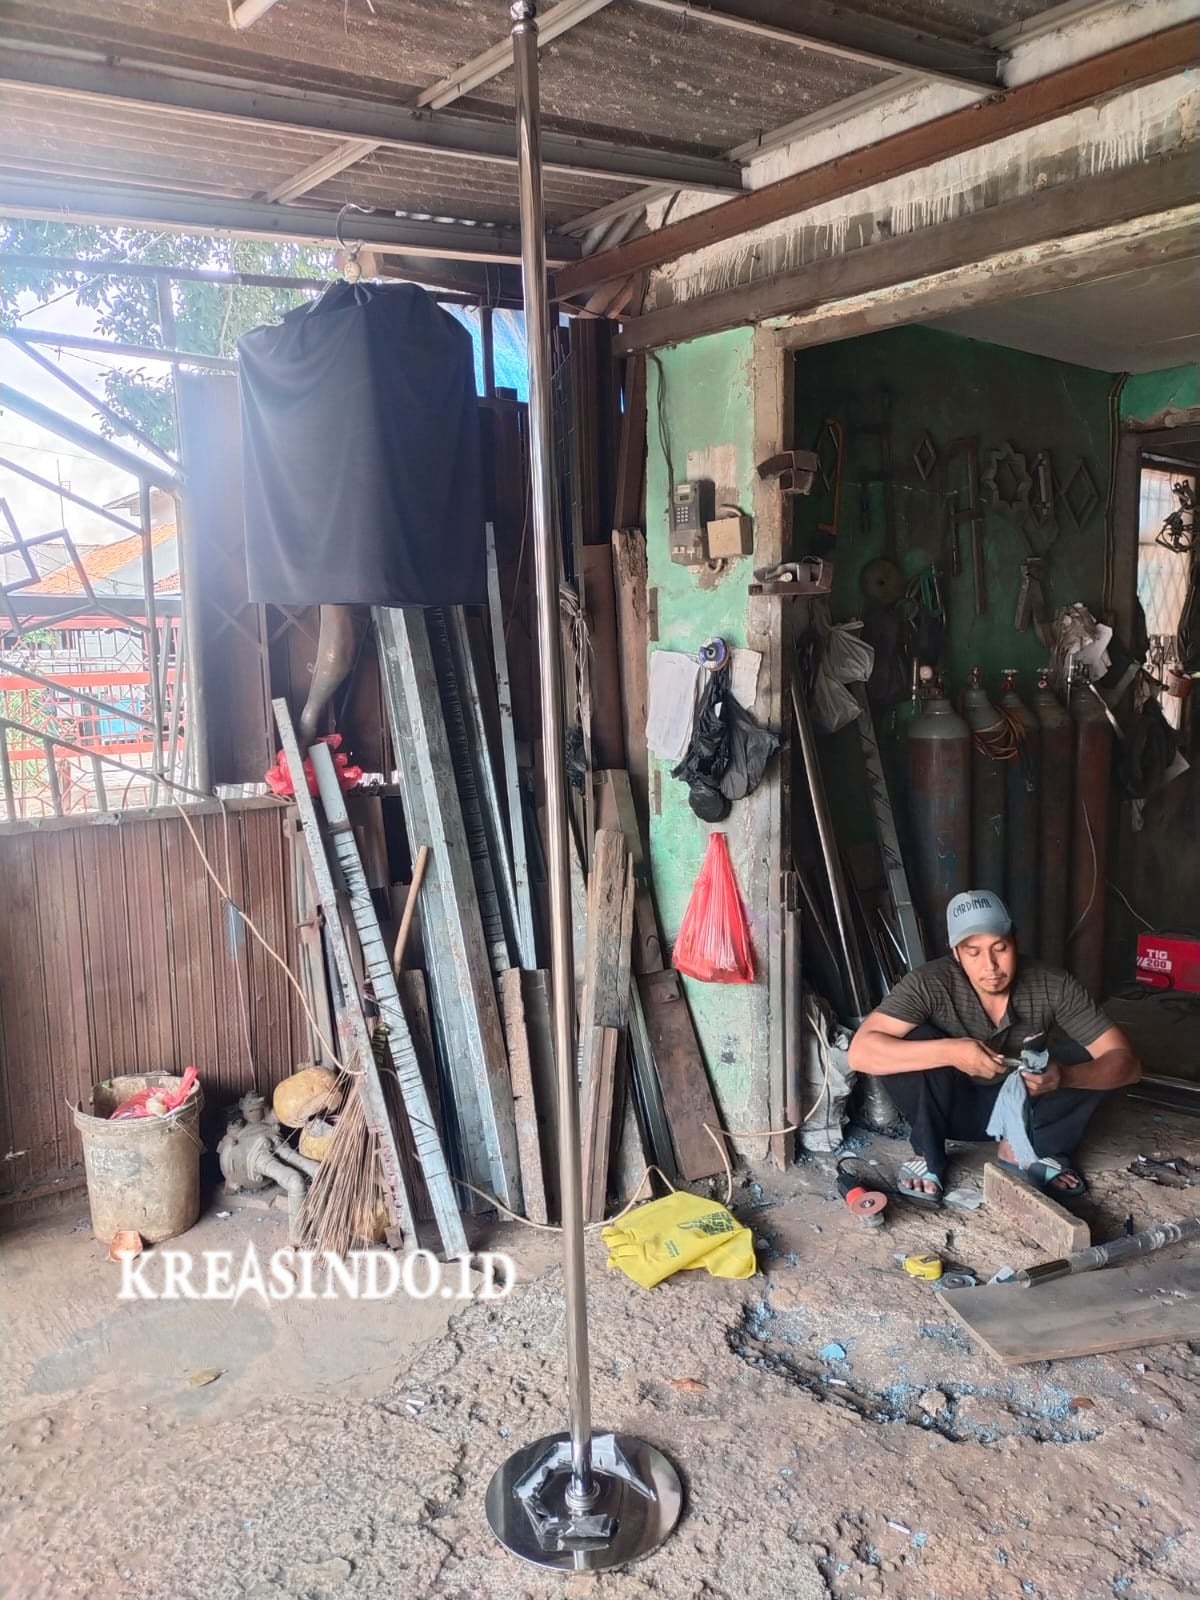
[0,0,1079,245]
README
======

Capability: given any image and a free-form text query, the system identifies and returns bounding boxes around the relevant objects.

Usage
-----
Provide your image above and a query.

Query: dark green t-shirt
[876,956,1111,1057]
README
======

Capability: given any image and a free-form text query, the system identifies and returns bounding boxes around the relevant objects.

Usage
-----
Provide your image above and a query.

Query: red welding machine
[1136,933,1200,994]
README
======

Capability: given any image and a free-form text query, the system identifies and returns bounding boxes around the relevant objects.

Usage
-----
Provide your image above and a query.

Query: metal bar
[0,729,15,821]
[424,607,511,972]
[0,254,339,291]
[271,698,415,1244]
[374,606,522,1210]
[421,0,615,107]
[0,384,179,493]
[309,741,469,1260]
[512,0,593,1501]
[42,737,63,816]
[0,328,178,469]
[485,525,537,968]
[554,22,1198,300]
[0,661,155,731]
[790,679,869,1017]
[266,0,619,205]
[90,753,108,812]
[0,47,741,194]
[630,0,1000,88]
[0,176,559,266]
[480,307,497,398]
[444,604,523,970]
[850,686,924,971]
[6,325,236,373]
[138,484,164,799]
[0,716,209,801]
[266,138,380,204]
[0,457,140,534]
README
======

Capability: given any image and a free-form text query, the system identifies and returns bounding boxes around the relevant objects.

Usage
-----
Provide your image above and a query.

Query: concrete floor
[2,1093,1198,1600]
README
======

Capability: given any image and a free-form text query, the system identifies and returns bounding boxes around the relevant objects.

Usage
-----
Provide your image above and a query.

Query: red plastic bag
[111,1066,200,1121]
[671,833,754,984]
[264,734,362,798]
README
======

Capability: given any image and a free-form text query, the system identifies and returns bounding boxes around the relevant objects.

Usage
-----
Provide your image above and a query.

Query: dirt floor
[3,1093,1199,1600]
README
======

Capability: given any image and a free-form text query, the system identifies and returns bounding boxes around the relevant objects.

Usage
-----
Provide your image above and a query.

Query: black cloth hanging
[238,282,486,606]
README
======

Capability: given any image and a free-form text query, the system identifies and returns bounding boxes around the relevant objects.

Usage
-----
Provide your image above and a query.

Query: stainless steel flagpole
[485,0,682,1572]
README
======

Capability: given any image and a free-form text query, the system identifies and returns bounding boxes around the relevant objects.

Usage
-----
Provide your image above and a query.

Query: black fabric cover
[238,282,485,605]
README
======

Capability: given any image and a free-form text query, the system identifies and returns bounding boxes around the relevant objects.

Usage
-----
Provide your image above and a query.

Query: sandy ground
[2,1095,1198,1600]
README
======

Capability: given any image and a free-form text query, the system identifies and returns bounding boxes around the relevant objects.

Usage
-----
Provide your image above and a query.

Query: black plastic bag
[672,661,779,817]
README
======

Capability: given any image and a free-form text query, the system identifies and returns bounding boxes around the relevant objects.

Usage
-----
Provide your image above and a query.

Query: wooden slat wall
[0,800,307,1205]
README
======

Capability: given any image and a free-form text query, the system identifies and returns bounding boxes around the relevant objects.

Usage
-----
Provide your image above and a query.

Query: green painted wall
[1121,363,1200,422]
[644,328,763,1118]
[793,326,1114,694]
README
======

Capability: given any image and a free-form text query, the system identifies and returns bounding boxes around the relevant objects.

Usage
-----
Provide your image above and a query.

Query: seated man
[847,889,1141,1200]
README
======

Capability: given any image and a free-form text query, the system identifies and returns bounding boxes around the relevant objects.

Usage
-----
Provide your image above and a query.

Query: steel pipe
[511,0,592,1499]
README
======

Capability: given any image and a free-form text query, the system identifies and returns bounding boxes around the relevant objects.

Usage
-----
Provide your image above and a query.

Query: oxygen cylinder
[1033,670,1073,968]
[998,669,1040,953]
[962,667,1006,900]
[1068,671,1113,997]
[906,689,971,954]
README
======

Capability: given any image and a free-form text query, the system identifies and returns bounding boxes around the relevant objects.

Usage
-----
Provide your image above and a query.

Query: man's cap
[946,889,1012,948]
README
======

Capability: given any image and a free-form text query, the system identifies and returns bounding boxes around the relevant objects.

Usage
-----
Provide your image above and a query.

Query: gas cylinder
[962,667,1006,901]
[1033,670,1073,968]
[998,670,1040,952]
[1068,670,1113,998]
[906,688,971,954]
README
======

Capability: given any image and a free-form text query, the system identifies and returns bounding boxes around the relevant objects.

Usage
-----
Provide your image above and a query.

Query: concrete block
[982,1161,1091,1257]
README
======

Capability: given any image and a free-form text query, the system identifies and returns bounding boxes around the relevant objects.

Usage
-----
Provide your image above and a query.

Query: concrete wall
[644,328,783,1129]
[1122,363,1200,424]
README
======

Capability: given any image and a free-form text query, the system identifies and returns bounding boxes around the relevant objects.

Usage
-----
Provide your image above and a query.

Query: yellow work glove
[601,1190,757,1289]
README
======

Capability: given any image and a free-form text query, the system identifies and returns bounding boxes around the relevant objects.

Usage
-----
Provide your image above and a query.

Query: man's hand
[952,1039,1006,1079]
[1022,1060,1063,1096]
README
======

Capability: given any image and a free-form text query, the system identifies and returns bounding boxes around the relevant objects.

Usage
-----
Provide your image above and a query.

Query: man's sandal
[998,1155,1089,1201]
[838,1156,944,1209]
[897,1157,945,1206]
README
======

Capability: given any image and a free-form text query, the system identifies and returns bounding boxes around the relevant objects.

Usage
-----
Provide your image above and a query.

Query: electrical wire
[1108,882,1156,931]
[172,799,348,1071]
[1067,799,1098,943]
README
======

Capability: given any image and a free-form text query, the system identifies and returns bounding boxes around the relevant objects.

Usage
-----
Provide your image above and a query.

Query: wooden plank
[578,828,631,1219]
[498,967,549,1227]
[519,969,560,1222]
[593,767,663,975]
[614,151,1199,354]
[580,543,626,771]
[612,356,646,531]
[611,531,650,845]
[583,1027,620,1222]
[0,834,53,1197]
[635,968,724,1182]
[983,1161,1091,1258]
[939,1259,1200,1367]
[555,24,1197,301]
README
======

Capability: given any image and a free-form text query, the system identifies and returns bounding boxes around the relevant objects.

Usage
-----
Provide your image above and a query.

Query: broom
[296,857,428,1254]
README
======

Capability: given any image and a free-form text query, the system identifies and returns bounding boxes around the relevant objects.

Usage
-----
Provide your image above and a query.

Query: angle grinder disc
[859,557,905,605]
[847,1189,888,1219]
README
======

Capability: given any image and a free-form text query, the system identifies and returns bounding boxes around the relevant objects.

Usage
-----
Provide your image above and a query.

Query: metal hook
[334,202,371,283]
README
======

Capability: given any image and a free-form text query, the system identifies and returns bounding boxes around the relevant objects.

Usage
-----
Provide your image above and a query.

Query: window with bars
[1137,465,1195,730]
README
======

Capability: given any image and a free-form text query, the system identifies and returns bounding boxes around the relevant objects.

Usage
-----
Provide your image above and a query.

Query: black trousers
[882,1025,1109,1181]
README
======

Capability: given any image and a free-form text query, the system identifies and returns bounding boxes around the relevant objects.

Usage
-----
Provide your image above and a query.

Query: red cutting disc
[845,1187,888,1218]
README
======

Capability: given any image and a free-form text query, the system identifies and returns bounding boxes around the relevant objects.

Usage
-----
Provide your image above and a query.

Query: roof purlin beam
[628,0,1001,90]
[0,175,578,264]
[269,0,618,205]
[0,43,743,194]
[554,21,1199,301]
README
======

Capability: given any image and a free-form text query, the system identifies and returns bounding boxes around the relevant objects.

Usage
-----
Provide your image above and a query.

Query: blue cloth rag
[985,1069,1038,1169]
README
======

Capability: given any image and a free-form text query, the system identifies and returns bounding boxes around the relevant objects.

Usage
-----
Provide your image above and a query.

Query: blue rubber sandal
[998,1155,1089,1201]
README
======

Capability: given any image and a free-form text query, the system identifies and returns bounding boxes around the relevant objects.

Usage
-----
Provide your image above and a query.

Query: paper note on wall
[646,650,702,761]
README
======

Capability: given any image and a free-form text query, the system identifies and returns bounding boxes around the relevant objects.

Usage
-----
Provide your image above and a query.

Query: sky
[0,292,163,552]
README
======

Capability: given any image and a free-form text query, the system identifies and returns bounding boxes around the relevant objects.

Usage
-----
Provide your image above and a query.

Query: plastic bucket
[73,1074,204,1244]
